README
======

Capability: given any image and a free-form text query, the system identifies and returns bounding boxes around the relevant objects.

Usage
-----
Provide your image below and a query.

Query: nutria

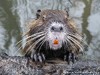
[22,9,83,64]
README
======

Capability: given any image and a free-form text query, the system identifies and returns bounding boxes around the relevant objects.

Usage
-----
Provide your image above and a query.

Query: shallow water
[0,0,100,60]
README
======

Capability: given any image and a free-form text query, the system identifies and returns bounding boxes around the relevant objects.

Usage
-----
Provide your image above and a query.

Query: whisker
[68,36,83,47]
[25,33,45,45]
[16,32,45,56]
[65,38,77,51]
[35,39,44,51]
[16,31,45,46]
[38,39,46,52]
[67,33,89,49]
[16,35,45,55]
[32,36,45,49]
[26,31,45,40]
[67,33,83,41]
[26,36,45,54]
[30,32,47,52]
[66,33,83,48]
[67,36,83,52]
[16,33,45,51]
[14,45,23,55]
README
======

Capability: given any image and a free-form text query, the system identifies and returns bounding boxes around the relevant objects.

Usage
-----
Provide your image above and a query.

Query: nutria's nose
[51,26,63,32]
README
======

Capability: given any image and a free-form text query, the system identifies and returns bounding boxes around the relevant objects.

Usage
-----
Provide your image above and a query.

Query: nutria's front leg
[31,52,46,63]
[64,51,70,64]
[64,51,76,64]
[25,50,46,63]
[70,53,75,63]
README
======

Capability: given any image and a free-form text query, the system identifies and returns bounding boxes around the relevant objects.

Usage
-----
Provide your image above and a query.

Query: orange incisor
[53,39,59,44]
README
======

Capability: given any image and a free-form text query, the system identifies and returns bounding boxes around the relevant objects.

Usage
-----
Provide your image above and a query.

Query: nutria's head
[27,10,82,52]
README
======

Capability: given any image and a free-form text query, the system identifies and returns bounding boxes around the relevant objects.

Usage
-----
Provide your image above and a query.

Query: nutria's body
[23,10,83,63]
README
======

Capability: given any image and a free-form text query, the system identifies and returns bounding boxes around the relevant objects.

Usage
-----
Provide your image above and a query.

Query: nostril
[51,26,55,31]
[59,27,63,31]
[51,26,63,32]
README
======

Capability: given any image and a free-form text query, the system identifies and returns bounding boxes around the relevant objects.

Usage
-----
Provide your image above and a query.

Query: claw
[41,53,45,62]
[65,52,76,64]
[64,51,70,64]
[31,52,45,63]
[33,54,38,62]
[71,53,75,63]
[38,53,43,62]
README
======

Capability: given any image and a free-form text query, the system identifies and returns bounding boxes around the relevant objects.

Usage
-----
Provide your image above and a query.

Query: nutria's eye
[36,9,41,19]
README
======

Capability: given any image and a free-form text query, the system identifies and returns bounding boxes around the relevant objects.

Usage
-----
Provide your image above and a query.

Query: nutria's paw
[64,53,76,64]
[31,53,45,63]
[70,53,75,63]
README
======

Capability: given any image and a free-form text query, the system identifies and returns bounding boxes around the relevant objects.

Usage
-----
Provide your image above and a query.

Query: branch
[0,53,100,75]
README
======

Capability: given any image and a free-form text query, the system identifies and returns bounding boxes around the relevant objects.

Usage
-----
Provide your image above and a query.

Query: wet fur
[22,9,83,63]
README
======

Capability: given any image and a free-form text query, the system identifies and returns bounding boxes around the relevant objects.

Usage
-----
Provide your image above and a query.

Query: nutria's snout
[46,22,66,50]
[50,24,64,32]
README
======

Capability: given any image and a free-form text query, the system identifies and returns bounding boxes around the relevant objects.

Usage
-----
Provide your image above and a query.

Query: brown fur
[22,9,83,63]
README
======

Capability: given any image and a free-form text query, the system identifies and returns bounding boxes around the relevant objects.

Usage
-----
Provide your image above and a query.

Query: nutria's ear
[64,8,69,17]
[66,11,69,17]
[36,9,41,19]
